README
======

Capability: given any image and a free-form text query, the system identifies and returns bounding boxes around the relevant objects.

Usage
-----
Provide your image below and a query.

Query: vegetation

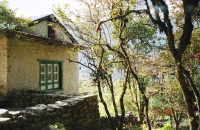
[0,0,29,30]
[2,0,200,129]
[49,122,66,130]
[53,0,200,129]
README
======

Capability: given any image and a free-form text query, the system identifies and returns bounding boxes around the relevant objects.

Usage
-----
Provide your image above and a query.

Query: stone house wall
[0,35,7,96]
[2,37,79,94]
[0,90,100,130]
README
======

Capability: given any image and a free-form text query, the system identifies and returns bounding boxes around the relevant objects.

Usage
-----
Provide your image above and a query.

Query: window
[48,22,55,39]
[38,60,63,90]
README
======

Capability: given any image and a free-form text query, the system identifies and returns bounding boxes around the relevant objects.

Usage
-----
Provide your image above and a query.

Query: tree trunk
[139,99,145,122]
[130,80,145,123]
[97,80,115,130]
[144,97,151,130]
[136,102,145,123]
[107,76,119,118]
[184,70,200,114]
[176,64,198,130]
[172,111,183,130]
[170,115,173,128]
[175,122,180,130]
[118,69,129,130]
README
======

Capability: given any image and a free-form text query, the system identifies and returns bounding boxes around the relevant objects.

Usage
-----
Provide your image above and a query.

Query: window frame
[47,22,55,39]
[37,59,63,91]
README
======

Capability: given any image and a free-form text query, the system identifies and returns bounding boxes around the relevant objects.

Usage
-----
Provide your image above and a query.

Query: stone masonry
[0,90,100,130]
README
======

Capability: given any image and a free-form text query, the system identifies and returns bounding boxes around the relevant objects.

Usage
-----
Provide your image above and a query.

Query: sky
[7,0,79,17]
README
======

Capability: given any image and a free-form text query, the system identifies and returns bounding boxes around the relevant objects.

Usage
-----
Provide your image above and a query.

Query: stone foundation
[0,90,100,130]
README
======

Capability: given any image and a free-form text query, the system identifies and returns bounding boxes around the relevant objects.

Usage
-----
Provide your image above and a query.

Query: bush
[162,122,173,130]
[49,122,66,130]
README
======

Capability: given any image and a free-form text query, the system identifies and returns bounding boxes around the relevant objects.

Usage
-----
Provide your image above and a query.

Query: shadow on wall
[0,84,7,97]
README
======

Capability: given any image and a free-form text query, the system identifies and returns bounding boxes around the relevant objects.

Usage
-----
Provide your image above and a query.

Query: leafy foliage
[54,0,200,129]
[49,122,66,130]
[0,0,29,30]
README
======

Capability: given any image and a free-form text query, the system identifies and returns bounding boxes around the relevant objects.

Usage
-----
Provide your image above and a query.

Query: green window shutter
[38,59,63,91]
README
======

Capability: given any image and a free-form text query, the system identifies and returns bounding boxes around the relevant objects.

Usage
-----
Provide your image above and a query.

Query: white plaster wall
[7,39,79,94]
[0,35,8,96]
[26,21,72,43]
[62,51,79,94]
[54,24,72,43]
[28,21,48,37]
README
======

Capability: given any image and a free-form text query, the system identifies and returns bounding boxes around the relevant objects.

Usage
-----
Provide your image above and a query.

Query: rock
[0,118,10,122]
[0,109,9,117]
[8,111,21,118]
[55,101,71,108]
[3,90,100,130]
[0,118,11,130]
[62,99,81,106]
[47,104,60,110]
[26,105,47,115]
[9,120,26,129]
[61,113,71,118]
[47,107,54,113]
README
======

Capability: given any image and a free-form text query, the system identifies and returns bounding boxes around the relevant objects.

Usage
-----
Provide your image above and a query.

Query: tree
[54,0,156,129]
[95,0,200,129]
[142,0,200,129]
[0,0,29,30]
[54,0,200,129]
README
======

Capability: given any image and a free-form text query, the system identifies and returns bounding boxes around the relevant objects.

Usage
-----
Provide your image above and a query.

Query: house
[0,14,85,96]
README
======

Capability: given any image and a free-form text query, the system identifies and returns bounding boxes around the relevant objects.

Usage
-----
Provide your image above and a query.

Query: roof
[0,14,88,50]
[0,30,88,50]
[29,14,78,44]
[30,14,52,21]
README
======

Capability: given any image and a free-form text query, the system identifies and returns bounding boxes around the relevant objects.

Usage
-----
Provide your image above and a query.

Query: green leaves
[0,0,30,30]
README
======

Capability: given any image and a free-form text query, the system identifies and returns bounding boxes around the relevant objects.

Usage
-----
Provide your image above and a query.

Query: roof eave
[0,30,88,50]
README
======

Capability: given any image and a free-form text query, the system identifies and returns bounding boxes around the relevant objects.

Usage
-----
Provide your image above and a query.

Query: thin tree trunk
[120,42,151,130]
[184,70,200,114]
[107,75,119,118]
[170,114,173,128]
[144,97,151,130]
[172,110,178,130]
[176,64,198,130]
[96,80,115,130]
[118,69,129,130]
[129,79,144,123]
[139,97,145,122]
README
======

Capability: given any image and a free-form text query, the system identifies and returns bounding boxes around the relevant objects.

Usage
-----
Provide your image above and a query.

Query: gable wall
[0,35,8,96]
[27,21,72,43]
[7,39,79,94]
[28,21,48,37]
[55,24,72,43]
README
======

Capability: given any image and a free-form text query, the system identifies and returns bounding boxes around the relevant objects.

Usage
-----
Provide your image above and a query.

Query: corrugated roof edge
[0,29,89,50]
[30,14,51,21]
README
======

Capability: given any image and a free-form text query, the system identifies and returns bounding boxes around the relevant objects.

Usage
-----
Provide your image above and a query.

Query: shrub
[49,122,66,130]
